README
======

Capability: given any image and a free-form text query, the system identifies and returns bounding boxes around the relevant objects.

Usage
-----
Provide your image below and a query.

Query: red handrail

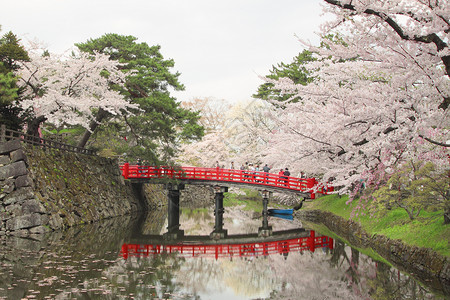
[120,232,334,260]
[119,164,332,198]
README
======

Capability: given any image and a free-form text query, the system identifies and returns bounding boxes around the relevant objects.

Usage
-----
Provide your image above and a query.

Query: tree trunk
[444,211,450,225]
[77,108,109,148]
[26,115,47,142]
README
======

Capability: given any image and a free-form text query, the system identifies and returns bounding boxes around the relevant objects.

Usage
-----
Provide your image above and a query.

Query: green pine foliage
[75,33,204,164]
[0,30,30,130]
[253,49,316,105]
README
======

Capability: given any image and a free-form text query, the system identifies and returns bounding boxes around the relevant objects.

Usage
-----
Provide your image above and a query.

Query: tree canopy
[75,34,204,164]
[253,50,315,105]
[17,47,136,138]
[0,30,29,130]
[258,0,449,193]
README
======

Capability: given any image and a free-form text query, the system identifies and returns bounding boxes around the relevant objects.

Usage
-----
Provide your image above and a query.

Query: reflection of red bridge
[120,231,333,260]
[120,164,333,199]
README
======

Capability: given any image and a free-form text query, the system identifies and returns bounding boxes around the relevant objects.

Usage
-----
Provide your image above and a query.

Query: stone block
[6,213,43,231]
[0,155,10,166]
[3,187,35,205]
[0,178,15,194]
[15,175,32,188]
[0,161,27,180]
[21,199,46,214]
[10,149,26,163]
[0,140,21,155]
[4,203,21,215]
[10,229,30,237]
[29,225,51,234]
[48,214,64,230]
[0,210,11,222]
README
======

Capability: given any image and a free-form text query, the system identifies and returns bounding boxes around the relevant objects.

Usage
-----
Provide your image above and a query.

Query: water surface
[0,207,443,299]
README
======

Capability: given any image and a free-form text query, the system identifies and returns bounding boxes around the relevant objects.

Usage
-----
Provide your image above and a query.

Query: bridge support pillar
[210,185,228,240]
[259,190,272,237]
[164,183,185,240]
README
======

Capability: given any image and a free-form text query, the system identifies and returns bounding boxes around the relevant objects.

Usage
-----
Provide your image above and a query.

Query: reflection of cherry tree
[174,254,277,298]
[368,260,436,299]
[172,208,367,299]
[268,250,366,299]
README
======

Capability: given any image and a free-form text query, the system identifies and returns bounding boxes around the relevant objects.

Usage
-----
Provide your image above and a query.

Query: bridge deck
[120,164,332,198]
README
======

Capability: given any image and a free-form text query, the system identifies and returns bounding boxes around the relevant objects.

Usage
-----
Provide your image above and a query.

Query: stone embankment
[297,209,450,294]
[0,140,144,236]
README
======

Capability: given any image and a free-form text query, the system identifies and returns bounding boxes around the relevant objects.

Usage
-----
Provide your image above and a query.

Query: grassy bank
[304,194,450,258]
[223,189,290,212]
[223,189,263,211]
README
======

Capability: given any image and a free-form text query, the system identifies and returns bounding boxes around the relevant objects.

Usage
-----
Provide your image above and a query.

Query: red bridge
[120,163,332,199]
[120,230,333,260]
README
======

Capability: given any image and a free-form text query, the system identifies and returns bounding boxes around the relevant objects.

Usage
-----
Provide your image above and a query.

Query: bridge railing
[120,231,334,260]
[120,163,333,198]
[0,124,95,155]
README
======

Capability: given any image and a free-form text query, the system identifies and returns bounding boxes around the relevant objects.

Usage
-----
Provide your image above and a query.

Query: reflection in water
[0,208,443,299]
[121,230,333,260]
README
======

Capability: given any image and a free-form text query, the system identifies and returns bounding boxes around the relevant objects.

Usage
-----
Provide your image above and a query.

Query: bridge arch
[120,164,332,199]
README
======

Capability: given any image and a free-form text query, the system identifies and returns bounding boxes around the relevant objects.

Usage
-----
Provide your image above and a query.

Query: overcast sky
[1,0,327,103]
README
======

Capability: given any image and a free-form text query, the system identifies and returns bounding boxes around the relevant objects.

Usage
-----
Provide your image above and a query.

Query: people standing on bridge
[296,171,306,189]
[249,163,255,182]
[263,164,270,184]
[283,168,290,186]
[243,162,250,181]
[137,158,143,176]
[255,165,260,182]
[239,163,245,181]
[278,169,284,185]
[230,161,235,169]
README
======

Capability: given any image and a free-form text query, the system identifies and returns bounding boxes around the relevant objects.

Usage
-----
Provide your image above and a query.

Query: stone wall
[297,209,450,294]
[0,140,142,236]
[180,184,214,208]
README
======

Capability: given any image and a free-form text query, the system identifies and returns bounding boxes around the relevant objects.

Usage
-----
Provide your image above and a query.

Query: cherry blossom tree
[16,46,137,138]
[181,97,231,133]
[260,0,449,193]
[178,99,275,168]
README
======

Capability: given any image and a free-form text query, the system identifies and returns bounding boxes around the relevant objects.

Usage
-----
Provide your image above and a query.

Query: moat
[0,205,444,299]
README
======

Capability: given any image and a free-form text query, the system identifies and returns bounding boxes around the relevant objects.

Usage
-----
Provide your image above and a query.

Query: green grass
[224,189,263,212]
[306,194,450,258]
[181,207,209,216]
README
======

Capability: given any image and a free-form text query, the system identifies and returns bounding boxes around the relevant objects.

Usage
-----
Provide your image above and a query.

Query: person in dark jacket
[283,168,290,186]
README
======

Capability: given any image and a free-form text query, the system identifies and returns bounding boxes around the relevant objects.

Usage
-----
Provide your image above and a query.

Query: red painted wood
[120,163,331,196]
[120,232,334,259]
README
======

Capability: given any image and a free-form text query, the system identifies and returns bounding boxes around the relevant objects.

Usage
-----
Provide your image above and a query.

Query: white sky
[0,0,327,103]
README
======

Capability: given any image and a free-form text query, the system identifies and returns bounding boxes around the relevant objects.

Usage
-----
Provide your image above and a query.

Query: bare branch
[419,134,450,147]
